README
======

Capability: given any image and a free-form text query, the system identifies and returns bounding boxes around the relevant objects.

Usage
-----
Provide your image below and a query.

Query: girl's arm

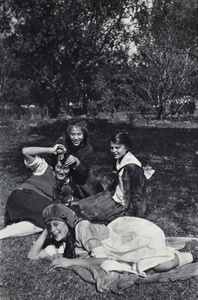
[67,145,93,183]
[125,165,147,217]
[22,144,66,164]
[51,257,106,269]
[27,229,50,260]
[67,151,93,184]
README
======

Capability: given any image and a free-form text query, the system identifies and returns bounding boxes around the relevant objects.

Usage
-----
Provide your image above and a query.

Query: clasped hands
[52,144,80,167]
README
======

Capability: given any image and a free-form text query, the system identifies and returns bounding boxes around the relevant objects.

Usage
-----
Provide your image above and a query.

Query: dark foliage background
[1,0,197,119]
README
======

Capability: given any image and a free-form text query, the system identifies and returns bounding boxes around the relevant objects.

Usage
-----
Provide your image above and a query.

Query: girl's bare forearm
[27,229,48,260]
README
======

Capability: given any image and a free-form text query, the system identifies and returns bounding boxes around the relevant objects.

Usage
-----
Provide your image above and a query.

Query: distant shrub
[169,96,196,116]
[0,104,49,122]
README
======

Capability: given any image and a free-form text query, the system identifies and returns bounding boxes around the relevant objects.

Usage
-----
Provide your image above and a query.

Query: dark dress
[5,189,52,228]
[4,158,73,229]
[5,143,103,229]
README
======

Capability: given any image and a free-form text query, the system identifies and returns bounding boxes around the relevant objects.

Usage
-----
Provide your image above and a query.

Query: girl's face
[47,220,68,241]
[55,162,70,181]
[69,126,84,146]
[110,141,128,160]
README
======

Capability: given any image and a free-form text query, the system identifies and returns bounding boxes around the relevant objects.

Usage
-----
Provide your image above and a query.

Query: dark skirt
[77,190,125,224]
[73,173,104,199]
[4,189,52,229]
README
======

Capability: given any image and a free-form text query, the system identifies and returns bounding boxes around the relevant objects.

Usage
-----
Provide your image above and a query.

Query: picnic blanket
[70,237,198,294]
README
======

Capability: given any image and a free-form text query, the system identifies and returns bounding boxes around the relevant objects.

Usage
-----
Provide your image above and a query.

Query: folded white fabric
[100,260,146,277]
[143,166,155,180]
[45,243,65,256]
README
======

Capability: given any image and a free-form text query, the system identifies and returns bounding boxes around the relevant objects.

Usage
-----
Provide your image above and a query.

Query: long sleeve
[72,145,93,184]
[123,165,147,217]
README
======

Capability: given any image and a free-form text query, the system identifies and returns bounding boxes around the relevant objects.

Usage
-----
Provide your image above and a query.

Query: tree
[128,41,197,120]
[0,36,33,107]
[1,0,143,117]
[151,0,197,58]
[117,0,198,120]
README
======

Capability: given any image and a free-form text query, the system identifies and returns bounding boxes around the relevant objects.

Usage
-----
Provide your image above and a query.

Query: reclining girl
[0,144,84,240]
[28,203,198,280]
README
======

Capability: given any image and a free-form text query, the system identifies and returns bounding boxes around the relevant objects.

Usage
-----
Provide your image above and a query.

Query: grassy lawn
[0,119,198,300]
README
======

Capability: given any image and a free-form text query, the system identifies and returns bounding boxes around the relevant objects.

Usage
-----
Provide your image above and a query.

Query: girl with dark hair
[28,203,198,285]
[51,118,103,199]
[74,131,149,223]
[28,203,79,260]
[0,144,82,240]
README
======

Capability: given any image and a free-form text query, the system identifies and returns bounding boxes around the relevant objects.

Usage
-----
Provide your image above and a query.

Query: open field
[0,119,198,300]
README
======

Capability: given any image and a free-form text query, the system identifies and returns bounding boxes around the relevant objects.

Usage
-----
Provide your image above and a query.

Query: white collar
[116,152,141,171]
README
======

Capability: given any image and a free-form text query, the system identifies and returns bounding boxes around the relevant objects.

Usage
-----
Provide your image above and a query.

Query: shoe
[180,240,198,262]
[180,240,198,252]
[192,251,198,262]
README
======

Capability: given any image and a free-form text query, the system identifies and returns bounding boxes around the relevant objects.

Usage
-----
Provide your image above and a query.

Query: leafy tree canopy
[1,0,142,116]
[111,0,198,120]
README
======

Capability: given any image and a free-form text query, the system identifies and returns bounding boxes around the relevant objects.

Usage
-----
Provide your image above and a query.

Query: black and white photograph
[0,0,197,299]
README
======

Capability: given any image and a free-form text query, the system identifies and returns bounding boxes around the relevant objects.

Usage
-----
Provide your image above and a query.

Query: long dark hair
[64,226,76,258]
[43,203,81,258]
[45,225,76,258]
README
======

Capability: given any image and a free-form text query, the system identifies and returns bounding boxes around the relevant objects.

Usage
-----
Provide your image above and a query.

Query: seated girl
[28,203,198,280]
[51,118,104,199]
[73,132,149,223]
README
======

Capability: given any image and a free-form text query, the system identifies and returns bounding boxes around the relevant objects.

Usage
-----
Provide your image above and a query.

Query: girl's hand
[50,257,71,269]
[27,228,49,260]
[66,155,80,167]
[52,144,67,155]
[51,253,63,260]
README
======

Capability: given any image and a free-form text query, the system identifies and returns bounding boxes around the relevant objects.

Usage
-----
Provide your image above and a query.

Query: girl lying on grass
[0,144,84,240]
[28,203,198,279]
